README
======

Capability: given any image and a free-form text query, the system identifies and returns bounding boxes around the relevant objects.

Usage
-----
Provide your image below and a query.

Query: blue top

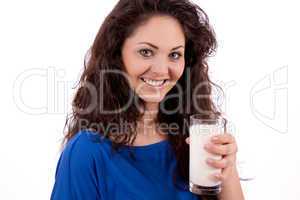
[51,129,200,200]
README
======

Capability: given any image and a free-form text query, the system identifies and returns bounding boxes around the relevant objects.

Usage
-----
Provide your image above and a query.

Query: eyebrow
[138,42,184,50]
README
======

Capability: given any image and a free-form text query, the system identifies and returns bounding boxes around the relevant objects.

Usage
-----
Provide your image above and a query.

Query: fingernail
[211,136,218,142]
[214,174,221,179]
[204,143,210,149]
[206,158,213,164]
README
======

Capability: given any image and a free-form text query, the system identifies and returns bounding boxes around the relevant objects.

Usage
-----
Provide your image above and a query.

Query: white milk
[189,124,222,187]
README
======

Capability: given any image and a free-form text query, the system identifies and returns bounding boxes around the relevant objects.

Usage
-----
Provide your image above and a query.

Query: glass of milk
[189,114,226,195]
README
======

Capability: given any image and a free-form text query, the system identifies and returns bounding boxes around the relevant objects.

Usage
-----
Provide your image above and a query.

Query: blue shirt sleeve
[50,132,102,200]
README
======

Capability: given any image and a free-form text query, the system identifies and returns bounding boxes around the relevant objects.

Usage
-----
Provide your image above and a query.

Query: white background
[0,0,299,199]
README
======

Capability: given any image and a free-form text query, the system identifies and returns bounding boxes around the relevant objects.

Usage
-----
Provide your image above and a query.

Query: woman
[51,0,244,199]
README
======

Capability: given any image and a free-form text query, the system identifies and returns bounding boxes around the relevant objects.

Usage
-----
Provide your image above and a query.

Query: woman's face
[121,15,185,104]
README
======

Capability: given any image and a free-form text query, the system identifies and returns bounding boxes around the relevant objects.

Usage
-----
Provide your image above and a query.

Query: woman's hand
[185,133,238,182]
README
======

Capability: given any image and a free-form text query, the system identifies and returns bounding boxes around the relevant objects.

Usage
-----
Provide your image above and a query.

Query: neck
[134,102,166,141]
[138,102,159,123]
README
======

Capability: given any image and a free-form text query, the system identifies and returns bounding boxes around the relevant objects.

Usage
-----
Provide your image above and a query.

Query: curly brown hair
[62,0,225,199]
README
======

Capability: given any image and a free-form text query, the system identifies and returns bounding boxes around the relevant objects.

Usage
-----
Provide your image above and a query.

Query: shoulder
[51,130,106,199]
[64,129,101,154]
[59,129,108,172]
[65,129,105,149]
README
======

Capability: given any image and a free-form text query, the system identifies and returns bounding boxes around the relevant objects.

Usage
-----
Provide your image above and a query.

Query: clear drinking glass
[189,114,226,195]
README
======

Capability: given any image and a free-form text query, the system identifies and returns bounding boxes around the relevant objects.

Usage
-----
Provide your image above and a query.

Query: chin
[138,93,166,103]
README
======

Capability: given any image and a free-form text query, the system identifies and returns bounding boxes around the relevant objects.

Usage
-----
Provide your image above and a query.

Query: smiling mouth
[140,77,168,87]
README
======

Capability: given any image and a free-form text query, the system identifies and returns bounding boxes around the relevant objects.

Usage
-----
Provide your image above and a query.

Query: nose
[150,55,169,77]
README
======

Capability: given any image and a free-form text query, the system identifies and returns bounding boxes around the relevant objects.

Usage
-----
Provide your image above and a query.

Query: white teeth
[141,78,166,87]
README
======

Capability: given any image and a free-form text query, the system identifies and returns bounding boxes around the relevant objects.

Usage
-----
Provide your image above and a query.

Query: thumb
[185,137,190,144]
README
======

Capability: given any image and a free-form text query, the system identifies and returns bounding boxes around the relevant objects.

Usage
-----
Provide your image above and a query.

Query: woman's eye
[170,52,182,60]
[139,49,153,57]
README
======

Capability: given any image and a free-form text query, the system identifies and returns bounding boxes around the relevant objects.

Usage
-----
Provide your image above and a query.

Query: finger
[185,137,190,144]
[213,166,235,181]
[210,133,235,144]
[206,157,232,169]
[204,143,237,156]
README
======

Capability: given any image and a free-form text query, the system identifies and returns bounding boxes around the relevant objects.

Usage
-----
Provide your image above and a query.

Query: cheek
[170,61,185,80]
[123,59,149,89]
[122,52,147,76]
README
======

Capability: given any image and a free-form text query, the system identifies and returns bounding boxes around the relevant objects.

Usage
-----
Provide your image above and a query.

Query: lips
[140,77,168,87]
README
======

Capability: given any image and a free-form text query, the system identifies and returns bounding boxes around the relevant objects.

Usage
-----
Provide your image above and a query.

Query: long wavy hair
[63,0,224,199]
